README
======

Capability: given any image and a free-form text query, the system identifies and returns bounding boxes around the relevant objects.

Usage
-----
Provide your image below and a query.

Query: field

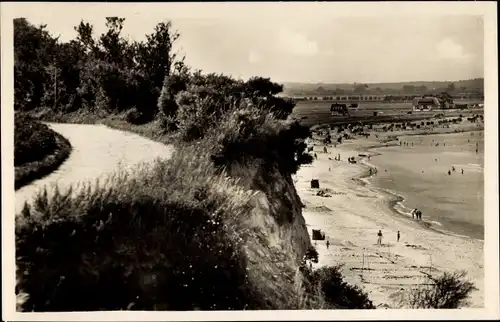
[292,101,484,127]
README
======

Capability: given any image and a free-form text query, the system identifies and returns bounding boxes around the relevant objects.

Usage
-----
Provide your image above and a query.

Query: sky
[7,2,485,84]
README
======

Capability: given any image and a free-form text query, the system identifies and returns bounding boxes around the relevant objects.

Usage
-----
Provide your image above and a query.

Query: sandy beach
[295,129,484,308]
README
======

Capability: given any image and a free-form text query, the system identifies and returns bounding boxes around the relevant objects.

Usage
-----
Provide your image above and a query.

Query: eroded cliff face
[236,166,312,309]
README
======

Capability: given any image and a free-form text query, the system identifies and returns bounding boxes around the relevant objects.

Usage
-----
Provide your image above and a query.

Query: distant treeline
[283,79,484,99]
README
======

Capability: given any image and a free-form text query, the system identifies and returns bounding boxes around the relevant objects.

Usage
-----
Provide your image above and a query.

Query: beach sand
[295,133,484,308]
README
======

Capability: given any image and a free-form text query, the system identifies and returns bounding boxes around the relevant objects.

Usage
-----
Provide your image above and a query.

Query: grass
[14,114,72,189]
[16,145,263,311]
[15,103,375,311]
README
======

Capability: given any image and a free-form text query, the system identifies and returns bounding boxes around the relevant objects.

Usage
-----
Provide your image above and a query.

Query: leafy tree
[353,83,368,93]
[14,18,58,110]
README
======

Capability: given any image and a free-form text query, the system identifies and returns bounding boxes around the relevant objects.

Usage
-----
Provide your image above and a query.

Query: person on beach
[452,166,456,172]
[411,208,416,219]
[448,170,451,175]
[326,240,330,250]
[461,168,464,175]
[377,230,383,246]
[397,231,400,242]
[314,153,318,160]
[417,210,422,220]
[368,155,371,161]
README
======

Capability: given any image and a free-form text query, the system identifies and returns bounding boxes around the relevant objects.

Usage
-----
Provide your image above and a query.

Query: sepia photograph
[1,2,498,321]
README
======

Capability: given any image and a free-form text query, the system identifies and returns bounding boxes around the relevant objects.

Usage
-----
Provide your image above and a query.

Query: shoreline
[297,128,484,308]
[356,147,481,242]
[344,126,484,241]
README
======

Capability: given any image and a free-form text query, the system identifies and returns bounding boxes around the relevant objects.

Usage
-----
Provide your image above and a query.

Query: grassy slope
[15,111,319,311]
[14,114,72,190]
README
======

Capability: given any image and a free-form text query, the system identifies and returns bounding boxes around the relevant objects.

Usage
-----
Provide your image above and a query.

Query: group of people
[376,229,401,245]
[411,208,422,220]
[447,166,464,175]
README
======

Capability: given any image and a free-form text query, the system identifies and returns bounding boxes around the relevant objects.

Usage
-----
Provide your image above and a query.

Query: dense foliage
[14,17,323,311]
[14,114,57,166]
[16,152,263,311]
[402,270,477,309]
[300,264,375,309]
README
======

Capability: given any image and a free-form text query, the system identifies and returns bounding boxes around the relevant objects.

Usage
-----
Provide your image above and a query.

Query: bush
[124,108,149,125]
[15,130,72,190]
[304,246,319,264]
[402,270,477,309]
[299,265,374,309]
[312,265,374,309]
[14,114,58,166]
[16,149,264,311]
[209,106,313,178]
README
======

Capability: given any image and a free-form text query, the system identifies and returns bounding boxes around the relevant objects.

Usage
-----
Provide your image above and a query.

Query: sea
[366,131,484,240]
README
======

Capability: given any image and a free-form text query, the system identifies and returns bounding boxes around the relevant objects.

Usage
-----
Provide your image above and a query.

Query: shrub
[14,114,57,166]
[209,106,313,177]
[16,148,264,311]
[402,270,477,309]
[298,264,374,309]
[304,246,319,264]
[124,108,149,125]
[15,130,72,190]
[311,265,374,309]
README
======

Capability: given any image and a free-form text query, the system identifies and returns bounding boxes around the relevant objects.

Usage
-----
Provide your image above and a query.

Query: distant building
[412,97,440,111]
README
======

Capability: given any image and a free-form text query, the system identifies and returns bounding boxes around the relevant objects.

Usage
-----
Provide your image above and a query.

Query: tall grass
[16,145,264,311]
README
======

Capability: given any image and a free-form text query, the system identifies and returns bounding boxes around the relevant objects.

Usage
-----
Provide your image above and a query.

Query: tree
[74,20,96,55]
[14,18,58,110]
[402,85,415,94]
[354,83,369,93]
[447,83,456,93]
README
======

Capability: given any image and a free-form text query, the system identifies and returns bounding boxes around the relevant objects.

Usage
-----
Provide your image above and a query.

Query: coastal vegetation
[14,113,72,189]
[14,17,371,311]
[401,271,477,309]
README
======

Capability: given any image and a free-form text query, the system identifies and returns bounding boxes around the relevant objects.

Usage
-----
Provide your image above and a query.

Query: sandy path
[295,138,484,308]
[15,123,174,214]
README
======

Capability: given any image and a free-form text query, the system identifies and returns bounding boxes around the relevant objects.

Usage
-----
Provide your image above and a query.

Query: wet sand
[295,134,484,308]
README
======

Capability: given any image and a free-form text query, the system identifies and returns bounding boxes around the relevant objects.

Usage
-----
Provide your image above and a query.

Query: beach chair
[310,179,320,189]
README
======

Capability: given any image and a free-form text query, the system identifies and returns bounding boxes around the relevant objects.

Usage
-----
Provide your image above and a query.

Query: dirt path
[15,123,174,214]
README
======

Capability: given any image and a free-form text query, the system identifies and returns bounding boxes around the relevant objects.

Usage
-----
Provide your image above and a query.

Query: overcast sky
[9,3,485,84]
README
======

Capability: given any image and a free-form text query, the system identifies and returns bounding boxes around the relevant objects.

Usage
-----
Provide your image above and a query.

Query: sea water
[367,131,484,240]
